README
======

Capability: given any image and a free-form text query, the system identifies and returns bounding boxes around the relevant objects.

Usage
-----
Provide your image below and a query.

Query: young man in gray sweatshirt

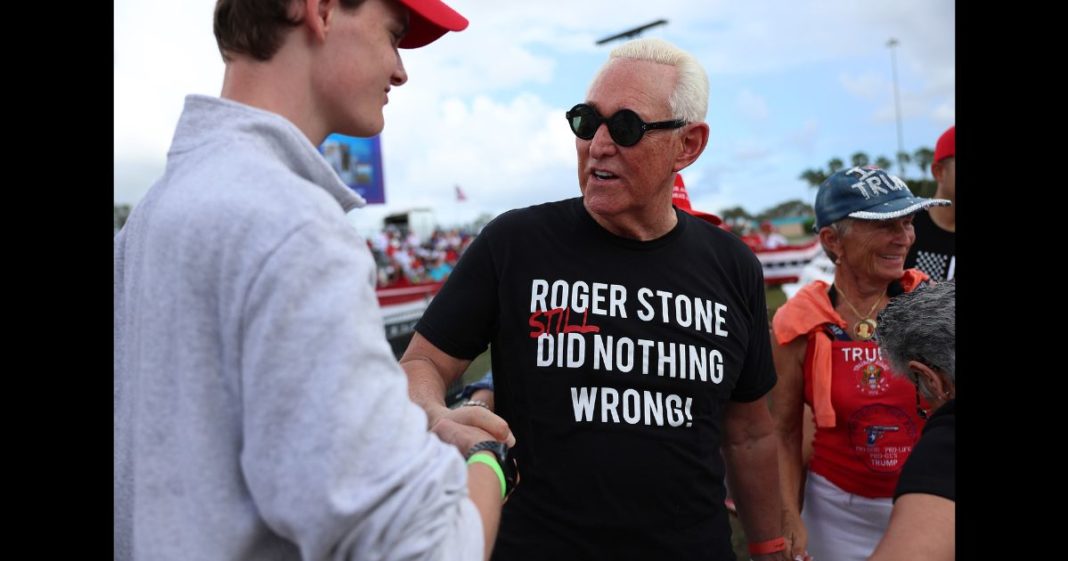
[114,1,513,560]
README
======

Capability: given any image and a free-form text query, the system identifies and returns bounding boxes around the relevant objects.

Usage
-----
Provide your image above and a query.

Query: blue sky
[114,0,954,236]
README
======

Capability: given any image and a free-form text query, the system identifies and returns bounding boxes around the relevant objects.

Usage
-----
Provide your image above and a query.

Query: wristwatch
[467,441,520,500]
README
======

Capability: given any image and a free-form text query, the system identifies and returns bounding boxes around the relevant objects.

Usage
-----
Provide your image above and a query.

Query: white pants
[802,472,892,561]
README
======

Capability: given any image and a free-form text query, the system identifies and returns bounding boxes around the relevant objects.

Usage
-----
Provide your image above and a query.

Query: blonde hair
[591,37,709,123]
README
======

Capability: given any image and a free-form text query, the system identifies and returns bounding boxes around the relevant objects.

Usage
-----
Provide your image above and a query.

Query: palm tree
[896,151,912,177]
[759,199,815,220]
[850,152,870,168]
[720,206,754,229]
[913,147,935,179]
[875,156,893,171]
[800,169,827,187]
[827,158,845,174]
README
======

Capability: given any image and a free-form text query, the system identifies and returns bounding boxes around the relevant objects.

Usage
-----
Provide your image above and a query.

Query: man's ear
[673,122,709,173]
[301,0,334,40]
[931,159,942,180]
[907,360,946,398]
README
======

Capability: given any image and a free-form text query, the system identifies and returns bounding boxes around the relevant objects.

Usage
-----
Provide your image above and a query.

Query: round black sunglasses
[565,103,687,147]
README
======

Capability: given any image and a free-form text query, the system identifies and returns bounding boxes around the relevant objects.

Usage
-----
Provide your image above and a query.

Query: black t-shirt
[905,211,955,281]
[894,398,955,502]
[416,197,777,561]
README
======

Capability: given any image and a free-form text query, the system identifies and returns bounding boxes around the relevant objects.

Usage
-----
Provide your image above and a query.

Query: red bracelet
[748,537,787,556]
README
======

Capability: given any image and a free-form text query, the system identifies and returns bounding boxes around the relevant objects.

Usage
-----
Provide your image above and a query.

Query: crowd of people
[115,2,956,559]
[369,226,476,287]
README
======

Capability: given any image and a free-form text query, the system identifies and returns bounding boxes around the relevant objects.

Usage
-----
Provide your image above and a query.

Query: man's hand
[427,403,515,454]
[783,509,809,561]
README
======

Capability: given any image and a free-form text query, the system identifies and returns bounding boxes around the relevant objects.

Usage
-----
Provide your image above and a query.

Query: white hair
[589,37,709,123]
[877,281,956,401]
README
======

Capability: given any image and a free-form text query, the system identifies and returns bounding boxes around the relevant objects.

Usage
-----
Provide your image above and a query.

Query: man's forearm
[402,357,450,413]
[400,333,473,417]
[724,431,784,542]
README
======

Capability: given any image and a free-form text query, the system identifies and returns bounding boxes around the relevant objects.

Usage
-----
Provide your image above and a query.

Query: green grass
[766,284,787,317]
[460,351,493,385]
[730,514,751,561]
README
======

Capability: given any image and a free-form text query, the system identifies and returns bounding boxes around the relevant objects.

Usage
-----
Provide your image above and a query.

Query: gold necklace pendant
[838,286,883,341]
[854,318,877,341]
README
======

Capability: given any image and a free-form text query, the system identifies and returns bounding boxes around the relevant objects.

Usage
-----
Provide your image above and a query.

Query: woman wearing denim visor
[769,167,950,561]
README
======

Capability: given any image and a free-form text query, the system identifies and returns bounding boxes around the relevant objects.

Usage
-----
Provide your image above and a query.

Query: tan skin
[867,494,953,561]
[221,1,500,557]
[578,58,709,240]
[770,215,916,559]
[221,0,410,145]
[928,157,955,232]
[868,362,954,561]
[401,344,515,455]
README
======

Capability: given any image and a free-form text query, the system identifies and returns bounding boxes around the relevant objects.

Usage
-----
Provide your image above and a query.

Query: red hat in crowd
[933,125,955,170]
[396,0,469,49]
[672,174,722,225]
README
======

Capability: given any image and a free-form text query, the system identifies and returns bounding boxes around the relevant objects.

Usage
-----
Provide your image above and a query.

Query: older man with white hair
[402,37,790,561]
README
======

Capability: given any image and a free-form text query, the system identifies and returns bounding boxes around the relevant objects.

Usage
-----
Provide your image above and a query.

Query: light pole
[887,38,906,177]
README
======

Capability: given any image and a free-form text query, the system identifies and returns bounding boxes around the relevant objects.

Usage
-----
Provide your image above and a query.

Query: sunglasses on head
[565,103,687,147]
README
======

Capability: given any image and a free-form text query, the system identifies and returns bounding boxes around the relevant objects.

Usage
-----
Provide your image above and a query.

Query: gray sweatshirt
[114,95,482,561]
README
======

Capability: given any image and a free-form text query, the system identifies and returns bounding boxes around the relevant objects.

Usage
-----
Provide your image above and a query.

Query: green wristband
[466,452,506,499]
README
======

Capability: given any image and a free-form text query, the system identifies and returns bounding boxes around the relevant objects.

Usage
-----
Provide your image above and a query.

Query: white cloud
[932,101,955,125]
[114,1,223,201]
[115,0,953,222]
[362,91,578,230]
[399,32,556,97]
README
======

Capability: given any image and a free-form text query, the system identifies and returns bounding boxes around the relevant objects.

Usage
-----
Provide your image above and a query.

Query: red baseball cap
[396,0,469,49]
[933,125,955,169]
[672,174,722,226]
